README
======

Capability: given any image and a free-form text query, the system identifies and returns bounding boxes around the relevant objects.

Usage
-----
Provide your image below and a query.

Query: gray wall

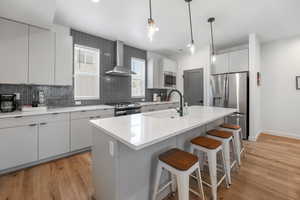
[0,30,167,107]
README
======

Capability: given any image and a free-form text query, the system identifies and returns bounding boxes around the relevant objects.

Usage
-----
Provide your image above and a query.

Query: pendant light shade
[147,0,159,41]
[208,17,216,63]
[185,0,195,54]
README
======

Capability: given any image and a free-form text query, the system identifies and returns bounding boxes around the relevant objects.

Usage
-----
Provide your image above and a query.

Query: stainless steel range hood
[105,40,136,76]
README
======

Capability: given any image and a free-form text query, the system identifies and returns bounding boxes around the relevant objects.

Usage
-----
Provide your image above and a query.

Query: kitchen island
[90,106,236,200]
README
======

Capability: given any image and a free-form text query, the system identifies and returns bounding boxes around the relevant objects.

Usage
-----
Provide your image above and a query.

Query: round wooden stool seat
[159,148,198,171]
[220,123,241,130]
[191,136,222,149]
[207,129,233,139]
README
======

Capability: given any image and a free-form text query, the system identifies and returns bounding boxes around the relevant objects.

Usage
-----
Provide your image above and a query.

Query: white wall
[261,35,300,139]
[173,46,211,106]
[249,34,262,141]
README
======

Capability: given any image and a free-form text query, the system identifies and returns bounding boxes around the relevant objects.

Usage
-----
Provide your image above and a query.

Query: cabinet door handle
[40,122,47,125]
[81,110,87,113]
[29,124,37,127]
[52,113,59,115]
[89,117,94,119]
[95,116,101,119]
[14,116,23,118]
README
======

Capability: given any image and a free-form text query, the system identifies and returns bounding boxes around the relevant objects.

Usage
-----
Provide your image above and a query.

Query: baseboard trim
[263,130,300,140]
[248,130,262,141]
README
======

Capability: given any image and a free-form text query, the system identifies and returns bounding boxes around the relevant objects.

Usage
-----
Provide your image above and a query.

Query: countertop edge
[0,105,114,119]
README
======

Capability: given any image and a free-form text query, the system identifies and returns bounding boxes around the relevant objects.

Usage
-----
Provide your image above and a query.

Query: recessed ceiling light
[91,0,100,3]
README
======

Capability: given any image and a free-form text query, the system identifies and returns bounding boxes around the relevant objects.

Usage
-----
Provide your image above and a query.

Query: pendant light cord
[210,21,215,54]
[187,2,194,43]
[149,0,152,20]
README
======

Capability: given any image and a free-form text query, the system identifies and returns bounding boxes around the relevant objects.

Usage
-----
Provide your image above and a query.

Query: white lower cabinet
[0,125,38,170]
[70,109,114,151]
[71,118,92,151]
[38,120,70,160]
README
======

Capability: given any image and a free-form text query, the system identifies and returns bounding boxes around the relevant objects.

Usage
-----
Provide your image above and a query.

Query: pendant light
[185,0,195,54]
[147,0,159,42]
[208,17,216,63]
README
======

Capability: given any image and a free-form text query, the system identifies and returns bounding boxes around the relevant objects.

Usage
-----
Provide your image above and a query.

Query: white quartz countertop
[0,105,114,119]
[138,101,179,106]
[90,106,237,150]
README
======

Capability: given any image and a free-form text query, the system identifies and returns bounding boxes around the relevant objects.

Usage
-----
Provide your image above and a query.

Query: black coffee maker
[0,94,16,112]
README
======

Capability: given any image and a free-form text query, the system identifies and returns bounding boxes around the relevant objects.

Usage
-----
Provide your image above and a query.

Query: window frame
[74,44,100,101]
[131,57,146,98]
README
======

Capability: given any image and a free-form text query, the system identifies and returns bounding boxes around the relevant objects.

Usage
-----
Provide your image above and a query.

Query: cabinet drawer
[38,113,69,123]
[0,115,41,129]
[71,109,114,120]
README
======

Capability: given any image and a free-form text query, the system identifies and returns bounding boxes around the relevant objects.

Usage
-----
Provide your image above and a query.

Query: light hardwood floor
[0,133,299,200]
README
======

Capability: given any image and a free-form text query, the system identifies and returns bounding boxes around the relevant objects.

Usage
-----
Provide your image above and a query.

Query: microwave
[164,72,176,88]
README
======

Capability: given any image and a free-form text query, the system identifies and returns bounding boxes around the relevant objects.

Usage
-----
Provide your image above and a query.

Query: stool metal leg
[171,174,176,194]
[207,151,217,200]
[177,174,190,200]
[222,140,232,185]
[221,149,230,189]
[152,162,163,200]
[196,166,206,200]
[233,131,242,165]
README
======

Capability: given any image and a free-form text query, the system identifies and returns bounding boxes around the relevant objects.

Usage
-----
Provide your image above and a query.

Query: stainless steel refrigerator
[211,72,249,139]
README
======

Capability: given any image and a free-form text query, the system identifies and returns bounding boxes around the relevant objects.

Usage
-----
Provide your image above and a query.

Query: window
[131,58,146,98]
[74,45,100,100]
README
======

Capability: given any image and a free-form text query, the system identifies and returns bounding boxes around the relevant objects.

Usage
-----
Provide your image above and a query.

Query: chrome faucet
[168,89,183,117]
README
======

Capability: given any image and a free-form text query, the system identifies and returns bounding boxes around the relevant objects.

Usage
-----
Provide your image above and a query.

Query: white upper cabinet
[212,49,249,74]
[29,26,55,85]
[228,49,249,72]
[0,19,28,84]
[54,25,73,86]
[162,58,177,73]
[147,52,177,89]
[212,53,229,74]
[147,57,163,89]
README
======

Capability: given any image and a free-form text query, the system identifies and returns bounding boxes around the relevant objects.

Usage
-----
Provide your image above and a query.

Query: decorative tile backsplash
[0,84,168,107]
[0,84,74,107]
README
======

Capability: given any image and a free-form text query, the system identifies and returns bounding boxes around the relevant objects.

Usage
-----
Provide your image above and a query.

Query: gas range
[106,102,141,116]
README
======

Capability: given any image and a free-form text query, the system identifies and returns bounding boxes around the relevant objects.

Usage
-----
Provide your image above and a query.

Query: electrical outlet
[109,141,114,156]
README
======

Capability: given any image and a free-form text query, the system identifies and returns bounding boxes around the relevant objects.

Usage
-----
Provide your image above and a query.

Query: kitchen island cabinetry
[90,106,236,200]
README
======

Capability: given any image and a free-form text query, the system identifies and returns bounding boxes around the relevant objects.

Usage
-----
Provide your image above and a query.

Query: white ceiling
[1,0,300,55]
[0,0,56,28]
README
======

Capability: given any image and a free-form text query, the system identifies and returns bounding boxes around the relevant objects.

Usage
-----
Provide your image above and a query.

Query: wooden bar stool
[190,136,229,200]
[219,123,244,165]
[206,129,238,185]
[152,148,205,200]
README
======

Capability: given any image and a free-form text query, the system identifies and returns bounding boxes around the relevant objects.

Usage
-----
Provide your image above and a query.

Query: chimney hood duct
[105,41,136,76]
